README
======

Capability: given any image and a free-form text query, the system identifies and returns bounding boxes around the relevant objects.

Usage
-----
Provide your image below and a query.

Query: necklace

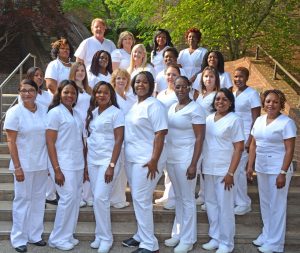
[175,99,192,112]
[57,57,71,66]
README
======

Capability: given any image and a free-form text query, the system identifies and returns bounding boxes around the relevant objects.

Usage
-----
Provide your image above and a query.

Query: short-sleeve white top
[202,112,245,176]
[154,68,187,93]
[46,104,84,171]
[87,105,124,166]
[111,48,131,70]
[125,97,168,164]
[45,59,71,84]
[130,64,156,80]
[151,46,169,76]
[4,103,48,171]
[251,114,296,174]
[87,71,112,88]
[116,93,136,115]
[196,91,216,118]
[74,36,116,69]
[74,91,91,124]
[157,90,178,111]
[192,71,233,91]
[177,47,208,79]
[166,101,206,163]
[234,87,261,139]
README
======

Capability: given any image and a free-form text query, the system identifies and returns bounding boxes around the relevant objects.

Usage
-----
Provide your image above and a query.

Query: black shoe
[15,245,27,252]
[122,237,140,247]
[131,248,159,253]
[32,240,47,246]
[46,199,58,205]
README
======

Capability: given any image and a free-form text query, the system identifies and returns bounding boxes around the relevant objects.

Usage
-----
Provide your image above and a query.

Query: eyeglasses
[19,89,36,95]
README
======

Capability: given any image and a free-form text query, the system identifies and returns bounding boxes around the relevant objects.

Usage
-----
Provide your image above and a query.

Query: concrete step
[0,154,10,167]
[0,94,18,105]
[0,143,9,154]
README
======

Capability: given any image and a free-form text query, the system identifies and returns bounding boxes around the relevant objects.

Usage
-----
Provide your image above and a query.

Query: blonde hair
[69,62,92,95]
[91,18,106,31]
[111,68,131,93]
[117,31,135,49]
[127,44,147,74]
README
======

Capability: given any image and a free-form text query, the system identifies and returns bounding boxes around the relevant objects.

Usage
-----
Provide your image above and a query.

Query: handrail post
[20,65,23,83]
[0,88,2,142]
[33,56,36,67]
[273,63,277,80]
[255,46,259,60]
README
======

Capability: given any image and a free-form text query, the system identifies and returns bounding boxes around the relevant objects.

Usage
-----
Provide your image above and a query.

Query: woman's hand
[143,159,159,180]
[55,170,65,186]
[246,166,254,182]
[83,166,89,183]
[15,168,25,182]
[186,165,197,180]
[222,173,234,190]
[276,174,286,189]
[105,166,114,184]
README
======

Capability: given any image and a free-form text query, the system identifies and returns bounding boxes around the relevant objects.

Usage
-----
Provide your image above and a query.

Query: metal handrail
[255,45,300,88]
[0,53,36,142]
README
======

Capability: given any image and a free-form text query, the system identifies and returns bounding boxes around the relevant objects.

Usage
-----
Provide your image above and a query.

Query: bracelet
[55,165,60,170]
[280,170,287,175]
[15,167,22,170]
[227,171,234,177]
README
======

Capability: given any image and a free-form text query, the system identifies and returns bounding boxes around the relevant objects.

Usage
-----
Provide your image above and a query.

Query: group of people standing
[4,17,296,253]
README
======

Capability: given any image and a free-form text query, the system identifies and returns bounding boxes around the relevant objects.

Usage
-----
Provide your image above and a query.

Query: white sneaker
[195,197,204,205]
[154,197,168,204]
[174,242,193,253]
[113,202,130,209]
[80,200,87,208]
[90,239,101,249]
[70,238,79,246]
[200,203,206,211]
[258,246,273,253]
[234,205,251,215]
[164,237,179,247]
[86,200,93,207]
[49,242,74,251]
[202,239,218,250]
[163,202,175,210]
[216,248,231,253]
[252,239,263,247]
[98,243,112,253]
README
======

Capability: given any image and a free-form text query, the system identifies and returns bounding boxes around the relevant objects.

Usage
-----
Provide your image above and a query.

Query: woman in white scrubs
[87,50,113,88]
[69,62,93,208]
[122,71,168,253]
[151,29,173,75]
[127,44,156,79]
[195,66,220,208]
[164,76,205,253]
[193,50,233,100]
[111,31,135,71]
[45,38,73,95]
[247,89,296,253]
[46,80,87,251]
[86,81,124,253]
[4,79,48,253]
[110,68,136,209]
[177,28,207,82]
[202,88,244,253]
[233,67,261,215]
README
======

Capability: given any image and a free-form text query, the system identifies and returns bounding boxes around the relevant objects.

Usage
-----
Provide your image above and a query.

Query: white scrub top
[45,59,71,85]
[202,112,245,176]
[151,46,169,76]
[87,105,124,166]
[125,97,168,164]
[47,104,84,171]
[154,68,187,93]
[178,47,208,79]
[167,101,206,163]
[196,91,216,118]
[74,36,116,70]
[234,87,261,139]
[130,64,156,80]
[157,90,178,111]
[111,48,131,70]
[18,90,52,108]
[251,114,296,174]
[87,71,112,88]
[74,91,91,124]
[116,93,136,115]
[192,71,233,91]
[4,103,48,172]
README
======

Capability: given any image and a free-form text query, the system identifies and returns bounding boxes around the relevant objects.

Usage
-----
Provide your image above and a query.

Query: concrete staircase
[0,142,300,252]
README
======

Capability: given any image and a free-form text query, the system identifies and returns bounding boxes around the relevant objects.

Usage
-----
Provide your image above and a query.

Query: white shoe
[90,239,101,249]
[202,239,218,250]
[164,237,179,247]
[252,239,263,247]
[86,200,93,207]
[154,197,168,204]
[163,202,175,210]
[80,200,87,208]
[113,202,130,209]
[70,238,79,246]
[174,242,193,253]
[258,246,273,253]
[200,203,206,211]
[216,248,231,253]
[195,196,204,205]
[49,242,74,251]
[98,243,112,253]
[234,205,251,215]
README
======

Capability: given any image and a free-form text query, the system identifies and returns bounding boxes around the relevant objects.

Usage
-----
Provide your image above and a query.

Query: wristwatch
[109,162,115,168]
[280,170,287,175]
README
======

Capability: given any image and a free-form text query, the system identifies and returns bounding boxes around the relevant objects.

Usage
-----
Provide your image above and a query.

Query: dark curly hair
[261,89,286,110]
[201,50,225,74]
[89,50,113,76]
[50,37,74,60]
[212,88,235,112]
[152,29,173,57]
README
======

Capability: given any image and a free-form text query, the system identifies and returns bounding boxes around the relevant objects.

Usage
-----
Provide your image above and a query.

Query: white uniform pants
[256,172,292,252]
[126,162,163,251]
[49,169,83,246]
[161,169,175,204]
[233,153,251,207]
[11,170,47,247]
[204,175,235,252]
[82,181,93,202]
[167,162,197,244]
[46,174,57,200]
[110,149,127,205]
[88,163,120,247]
